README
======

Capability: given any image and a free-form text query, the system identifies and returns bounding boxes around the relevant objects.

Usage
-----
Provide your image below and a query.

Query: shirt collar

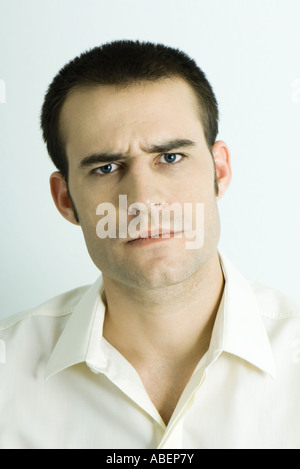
[45,277,105,378]
[206,252,275,377]
[45,252,275,379]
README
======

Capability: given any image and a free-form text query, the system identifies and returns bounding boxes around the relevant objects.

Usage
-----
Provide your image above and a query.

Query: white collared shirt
[0,253,300,449]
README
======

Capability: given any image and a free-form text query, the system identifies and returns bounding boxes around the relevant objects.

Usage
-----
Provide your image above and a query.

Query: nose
[121,162,167,211]
[127,200,167,216]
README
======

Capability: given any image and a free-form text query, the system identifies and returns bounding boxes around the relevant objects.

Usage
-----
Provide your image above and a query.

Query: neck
[102,251,224,364]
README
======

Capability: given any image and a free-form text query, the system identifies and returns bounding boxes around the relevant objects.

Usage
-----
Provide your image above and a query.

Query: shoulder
[249,282,300,385]
[220,252,300,322]
[251,281,300,366]
[0,284,91,332]
[250,281,300,321]
[0,283,93,370]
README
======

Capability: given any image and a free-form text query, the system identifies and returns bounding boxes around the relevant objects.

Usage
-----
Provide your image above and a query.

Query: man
[0,40,299,449]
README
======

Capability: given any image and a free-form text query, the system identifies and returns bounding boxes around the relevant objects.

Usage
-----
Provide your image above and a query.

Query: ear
[49,172,80,226]
[212,140,232,200]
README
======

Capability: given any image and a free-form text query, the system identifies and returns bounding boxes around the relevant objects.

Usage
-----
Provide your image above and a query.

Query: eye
[93,163,119,175]
[158,153,183,164]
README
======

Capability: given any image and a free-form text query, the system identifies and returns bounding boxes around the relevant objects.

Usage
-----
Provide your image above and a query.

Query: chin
[90,239,212,290]
[115,255,204,291]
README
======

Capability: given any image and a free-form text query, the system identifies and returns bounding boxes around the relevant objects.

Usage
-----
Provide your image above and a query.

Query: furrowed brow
[78,139,196,169]
[145,139,196,154]
[78,152,125,169]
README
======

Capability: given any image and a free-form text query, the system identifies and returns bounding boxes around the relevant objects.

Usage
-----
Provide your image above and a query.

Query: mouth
[127,229,182,246]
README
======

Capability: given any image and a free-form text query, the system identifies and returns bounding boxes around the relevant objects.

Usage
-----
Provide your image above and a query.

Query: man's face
[59,78,227,290]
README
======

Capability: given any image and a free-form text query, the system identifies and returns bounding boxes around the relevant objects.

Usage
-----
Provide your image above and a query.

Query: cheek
[184,167,216,204]
[70,181,103,220]
[186,164,220,233]
[72,190,103,243]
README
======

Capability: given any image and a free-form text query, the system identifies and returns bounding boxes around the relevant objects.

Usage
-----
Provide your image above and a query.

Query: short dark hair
[41,40,219,181]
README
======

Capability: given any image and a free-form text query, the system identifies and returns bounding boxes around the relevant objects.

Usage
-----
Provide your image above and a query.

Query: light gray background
[0,0,299,319]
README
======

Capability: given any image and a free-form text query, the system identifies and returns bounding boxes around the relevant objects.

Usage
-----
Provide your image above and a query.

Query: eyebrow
[78,139,196,169]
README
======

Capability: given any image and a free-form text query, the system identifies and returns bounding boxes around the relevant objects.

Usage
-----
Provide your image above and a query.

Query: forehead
[60,78,204,160]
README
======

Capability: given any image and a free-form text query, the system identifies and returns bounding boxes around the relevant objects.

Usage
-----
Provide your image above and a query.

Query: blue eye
[159,153,183,164]
[95,163,119,175]
[100,164,113,174]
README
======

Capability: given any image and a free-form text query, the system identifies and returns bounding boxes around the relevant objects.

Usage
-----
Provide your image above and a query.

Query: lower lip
[127,233,180,246]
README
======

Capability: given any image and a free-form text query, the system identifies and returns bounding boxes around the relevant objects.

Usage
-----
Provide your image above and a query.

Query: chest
[137,361,198,425]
